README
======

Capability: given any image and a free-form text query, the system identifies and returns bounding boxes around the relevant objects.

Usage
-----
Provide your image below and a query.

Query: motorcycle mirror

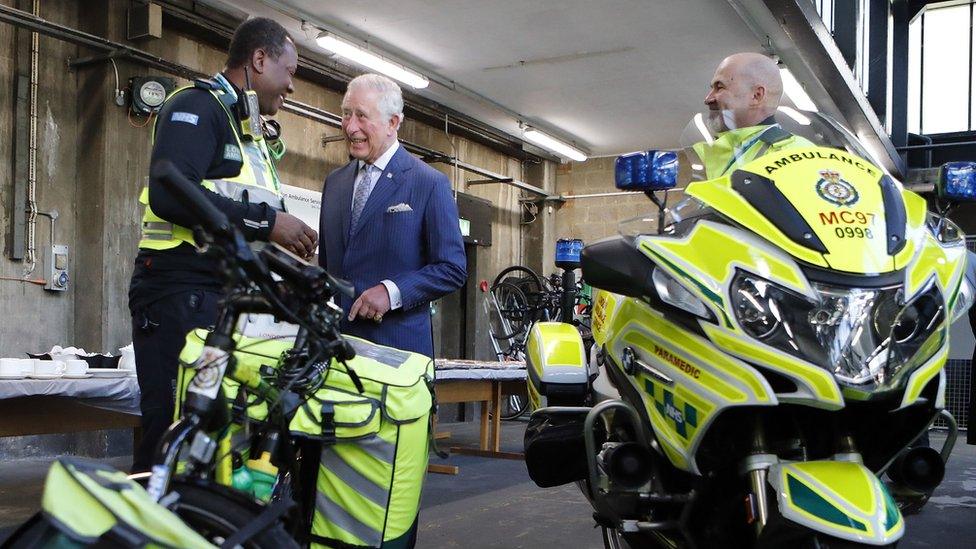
[937,161,976,202]
[614,150,678,192]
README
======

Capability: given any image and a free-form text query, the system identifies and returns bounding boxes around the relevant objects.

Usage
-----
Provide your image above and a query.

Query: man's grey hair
[346,73,404,125]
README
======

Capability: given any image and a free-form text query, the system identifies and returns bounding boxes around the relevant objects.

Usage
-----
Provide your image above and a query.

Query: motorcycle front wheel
[167,481,298,548]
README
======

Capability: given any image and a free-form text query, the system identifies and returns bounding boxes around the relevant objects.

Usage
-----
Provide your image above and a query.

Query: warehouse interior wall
[0,0,554,362]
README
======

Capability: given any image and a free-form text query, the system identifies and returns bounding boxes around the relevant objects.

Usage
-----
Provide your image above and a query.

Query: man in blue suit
[319,73,467,358]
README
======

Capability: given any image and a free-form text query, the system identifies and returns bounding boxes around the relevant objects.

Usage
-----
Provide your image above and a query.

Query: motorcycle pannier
[526,322,589,407]
[4,457,214,548]
[289,336,434,549]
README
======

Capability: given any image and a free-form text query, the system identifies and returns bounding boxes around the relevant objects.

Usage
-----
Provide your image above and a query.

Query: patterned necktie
[350,163,376,234]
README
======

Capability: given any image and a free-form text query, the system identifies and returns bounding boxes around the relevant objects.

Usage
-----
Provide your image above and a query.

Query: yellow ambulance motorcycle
[523,110,976,548]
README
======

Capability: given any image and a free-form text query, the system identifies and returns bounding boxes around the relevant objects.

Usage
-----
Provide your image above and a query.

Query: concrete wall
[0,1,553,364]
[553,156,686,248]
[0,0,81,358]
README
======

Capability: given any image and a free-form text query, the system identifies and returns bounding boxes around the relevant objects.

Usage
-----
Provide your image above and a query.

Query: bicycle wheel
[167,480,298,548]
[488,281,530,339]
[500,390,530,420]
[492,266,545,298]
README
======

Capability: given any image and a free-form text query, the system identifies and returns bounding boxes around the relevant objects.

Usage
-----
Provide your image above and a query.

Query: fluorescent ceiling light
[316,32,429,89]
[777,106,812,126]
[779,68,818,112]
[523,128,587,161]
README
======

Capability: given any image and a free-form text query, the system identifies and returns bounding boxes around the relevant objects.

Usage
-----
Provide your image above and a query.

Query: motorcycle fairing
[526,321,588,409]
[768,461,904,545]
[686,146,930,275]
[638,221,845,409]
[590,289,620,347]
[604,297,776,473]
[904,231,968,305]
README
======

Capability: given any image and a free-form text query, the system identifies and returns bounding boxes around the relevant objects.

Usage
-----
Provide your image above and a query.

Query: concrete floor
[1,424,974,548]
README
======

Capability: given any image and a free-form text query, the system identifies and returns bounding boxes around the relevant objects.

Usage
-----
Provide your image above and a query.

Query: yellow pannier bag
[177,329,434,549]
[289,336,433,549]
[23,457,214,548]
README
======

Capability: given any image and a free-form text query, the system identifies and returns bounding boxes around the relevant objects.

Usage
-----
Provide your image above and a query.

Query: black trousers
[130,289,220,472]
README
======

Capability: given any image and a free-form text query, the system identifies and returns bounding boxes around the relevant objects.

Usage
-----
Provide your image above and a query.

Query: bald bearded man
[694,52,811,180]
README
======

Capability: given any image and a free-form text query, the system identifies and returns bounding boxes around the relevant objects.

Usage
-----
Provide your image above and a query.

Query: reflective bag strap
[320,401,337,444]
[425,375,449,459]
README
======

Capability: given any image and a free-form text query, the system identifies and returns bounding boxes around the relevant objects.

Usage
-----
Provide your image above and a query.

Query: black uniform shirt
[129,82,278,312]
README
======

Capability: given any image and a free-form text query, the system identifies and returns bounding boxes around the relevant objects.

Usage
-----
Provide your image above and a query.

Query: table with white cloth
[433,359,526,463]
[0,376,141,440]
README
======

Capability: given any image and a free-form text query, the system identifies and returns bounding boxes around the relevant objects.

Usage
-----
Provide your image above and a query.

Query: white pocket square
[387,203,413,213]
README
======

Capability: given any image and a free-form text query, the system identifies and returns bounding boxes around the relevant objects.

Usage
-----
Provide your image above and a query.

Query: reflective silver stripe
[210,179,284,210]
[356,434,397,465]
[320,448,390,508]
[242,219,270,229]
[142,222,174,231]
[315,490,382,547]
[142,233,173,240]
[242,141,269,189]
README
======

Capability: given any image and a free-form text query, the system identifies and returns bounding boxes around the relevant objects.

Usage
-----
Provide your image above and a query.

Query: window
[813,0,871,96]
[815,0,836,33]
[908,1,974,134]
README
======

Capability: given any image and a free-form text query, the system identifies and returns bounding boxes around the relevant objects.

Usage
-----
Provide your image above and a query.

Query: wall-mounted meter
[45,244,69,292]
[129,76,175,115]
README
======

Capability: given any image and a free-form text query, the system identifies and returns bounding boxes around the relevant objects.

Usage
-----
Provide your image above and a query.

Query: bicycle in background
[482,240,594,419]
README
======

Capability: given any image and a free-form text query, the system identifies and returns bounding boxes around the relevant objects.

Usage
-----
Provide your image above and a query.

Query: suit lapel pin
[387,173,393,179]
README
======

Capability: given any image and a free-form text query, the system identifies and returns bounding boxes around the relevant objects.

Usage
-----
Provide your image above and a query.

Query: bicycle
[483,265,594,420]
[138,160,431,548]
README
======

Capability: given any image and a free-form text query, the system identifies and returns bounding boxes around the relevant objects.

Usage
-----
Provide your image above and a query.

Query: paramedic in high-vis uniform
[127,17,316,472]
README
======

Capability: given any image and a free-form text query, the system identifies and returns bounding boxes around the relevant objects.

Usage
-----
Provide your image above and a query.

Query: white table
[0,376,141,439]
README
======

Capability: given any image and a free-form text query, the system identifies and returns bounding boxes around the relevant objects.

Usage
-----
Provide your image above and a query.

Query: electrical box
[129,76,175,116]
[127,2,162,40]
[45,244,69,292]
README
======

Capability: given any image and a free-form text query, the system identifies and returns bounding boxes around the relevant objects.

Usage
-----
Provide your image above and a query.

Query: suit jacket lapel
[336,161,357,247]
[349,146,413,241]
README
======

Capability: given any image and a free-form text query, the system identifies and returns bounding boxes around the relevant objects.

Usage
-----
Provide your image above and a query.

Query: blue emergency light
[938,161,976,201]
[555,238,584,270]
[615,150,678,191]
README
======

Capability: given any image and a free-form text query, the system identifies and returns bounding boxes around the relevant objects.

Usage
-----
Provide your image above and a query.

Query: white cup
[119,346,136,372]
[64,359,88,376]
[0,358,22,376]
[34,360,65,376]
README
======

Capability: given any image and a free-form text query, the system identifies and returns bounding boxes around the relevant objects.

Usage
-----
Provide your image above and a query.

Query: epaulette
[193,78,221,91]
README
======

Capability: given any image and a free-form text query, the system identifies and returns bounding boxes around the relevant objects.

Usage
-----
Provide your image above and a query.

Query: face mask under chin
[706,109,739,134]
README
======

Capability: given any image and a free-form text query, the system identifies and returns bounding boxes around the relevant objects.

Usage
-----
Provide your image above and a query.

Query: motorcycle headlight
[727,271,946,391]
[652,266,710,318]
[731,273,810,343]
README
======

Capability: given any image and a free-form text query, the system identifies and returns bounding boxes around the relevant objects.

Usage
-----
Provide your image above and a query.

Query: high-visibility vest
[138,84,284,250]
[693,123,812,181]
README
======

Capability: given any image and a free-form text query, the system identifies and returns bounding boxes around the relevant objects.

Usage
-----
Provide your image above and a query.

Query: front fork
[740,417,777,535]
